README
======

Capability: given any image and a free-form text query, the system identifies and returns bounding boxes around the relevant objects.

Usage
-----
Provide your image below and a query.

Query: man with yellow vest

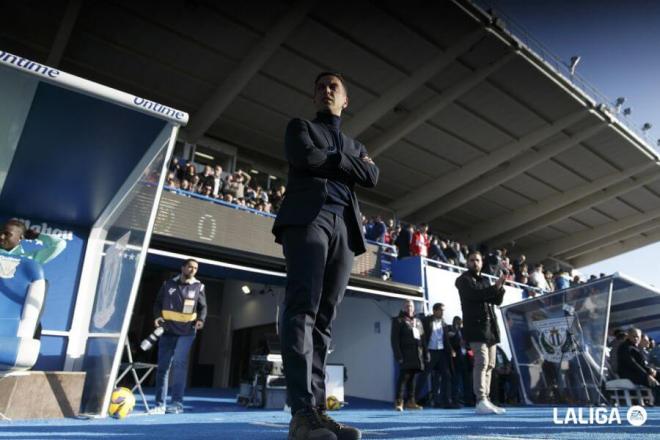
[152,258,207,414]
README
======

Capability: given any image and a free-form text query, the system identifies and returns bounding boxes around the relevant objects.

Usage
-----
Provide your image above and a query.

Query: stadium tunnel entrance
[125,248,424,403]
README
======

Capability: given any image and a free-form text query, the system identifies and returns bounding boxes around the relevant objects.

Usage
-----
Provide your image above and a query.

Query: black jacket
[391,312,426,371]
[272,117,379,255]
[422,315,452,351]
[617,340,654,387]
[154,275,207,336]
[455,270,505,345]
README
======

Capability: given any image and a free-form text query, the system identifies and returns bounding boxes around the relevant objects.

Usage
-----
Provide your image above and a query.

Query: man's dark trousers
[155,333,195,406]
[280,209,354,414]
[428,349,454,406]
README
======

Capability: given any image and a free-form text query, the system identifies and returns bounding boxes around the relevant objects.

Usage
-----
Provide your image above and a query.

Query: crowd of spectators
[165,158,285,215]
[362,216,608,296]
[164,158,608,294]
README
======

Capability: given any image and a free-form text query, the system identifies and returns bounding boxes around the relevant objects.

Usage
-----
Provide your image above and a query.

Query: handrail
[423,257,545,294]
[472,0,657,146]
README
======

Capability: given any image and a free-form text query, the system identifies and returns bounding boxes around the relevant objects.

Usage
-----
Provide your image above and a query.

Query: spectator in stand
[443,240,458,266]
[554,271,571,290]
[256,186,269,203]
[199,165,215,189]
[544,270,555,292]
[484,249,502,276]
[270,188,284,213]
[190,175,201,193]
[169,157,182,181]
[519,274,534,299]
[513,254,526,277]
[165,171,180,189]
[500,257,513,281]
[452,242,466,267]
[371,216,387,243]
[571,274,582,287]
[223,194,234,204]
[410,224,430,257]
[212,165,226,197]
[529,264,549,292]
[390,224,401,245]
[515,262,529,284]
[180,179,192,192]
[200,185,213,197]
[429,237,448,263]
[395,224,414,259]
[183,161,197,182]
[233,169,251,199]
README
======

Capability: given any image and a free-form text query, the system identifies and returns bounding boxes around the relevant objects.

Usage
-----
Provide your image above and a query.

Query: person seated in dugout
[0,218,66,264]
[617,328,659,389]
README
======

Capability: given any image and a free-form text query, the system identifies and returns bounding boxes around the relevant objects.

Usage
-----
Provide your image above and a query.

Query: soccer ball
[108,387,136,419]
[326,395,342,411]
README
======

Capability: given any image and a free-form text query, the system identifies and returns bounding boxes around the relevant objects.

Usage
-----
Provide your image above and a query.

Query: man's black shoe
[317,409,361,440]
[288,408,337,440]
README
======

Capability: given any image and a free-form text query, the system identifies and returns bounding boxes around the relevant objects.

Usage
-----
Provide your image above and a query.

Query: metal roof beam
[522,206,660,262]
[466,162,660,243]
[370,52,516,160]
[390,107,586,217]
[487,164,660,246]
[343,29,485,137]
[570,228,660,268]
[47,0,82,67]
[185,0,314,141]
[559,218,660,260]
[412,120,606,222]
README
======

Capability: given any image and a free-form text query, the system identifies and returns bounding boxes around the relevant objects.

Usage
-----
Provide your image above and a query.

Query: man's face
[641,335,650,349]
[433,306,444,319]
[467,253,482,273]
[0,224,23,251]
[313,75,348,116]
[403,301,415,317]
[181,261,199,278]
[215,166,222,176]
[629,330,642,346]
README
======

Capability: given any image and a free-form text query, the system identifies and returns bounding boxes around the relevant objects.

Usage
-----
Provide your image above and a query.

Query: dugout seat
[0,254,46,371]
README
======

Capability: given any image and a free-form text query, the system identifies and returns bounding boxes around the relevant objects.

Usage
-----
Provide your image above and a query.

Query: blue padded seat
[0,254,46,371]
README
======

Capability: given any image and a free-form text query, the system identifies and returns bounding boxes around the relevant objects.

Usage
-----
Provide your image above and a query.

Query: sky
[483,0,660,286]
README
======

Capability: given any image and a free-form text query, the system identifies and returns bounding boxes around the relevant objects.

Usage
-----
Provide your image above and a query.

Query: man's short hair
[314,71,349,94]
[5,219,26,235]
[467,250,482,259]
[182,258,198,266]
[432,302,444,311]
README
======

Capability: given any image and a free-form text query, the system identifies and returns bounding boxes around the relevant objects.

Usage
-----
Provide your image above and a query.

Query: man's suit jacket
[422,315,452,351]
[273,117,379,255]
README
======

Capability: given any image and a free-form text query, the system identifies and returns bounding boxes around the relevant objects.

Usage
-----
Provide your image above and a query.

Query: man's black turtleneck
[314,111,352,215]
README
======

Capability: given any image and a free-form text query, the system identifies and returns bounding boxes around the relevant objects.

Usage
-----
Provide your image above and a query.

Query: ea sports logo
[626,406,647,426]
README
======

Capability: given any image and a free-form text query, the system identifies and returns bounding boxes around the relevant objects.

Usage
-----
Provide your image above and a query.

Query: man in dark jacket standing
[273,72,378,440]
[391,300,426,411]
[455,251,506,415]
[421,303,457,408]
[152,259,206,414]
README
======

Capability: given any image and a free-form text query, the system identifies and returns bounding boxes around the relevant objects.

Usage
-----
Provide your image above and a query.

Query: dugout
[0,50,187,416]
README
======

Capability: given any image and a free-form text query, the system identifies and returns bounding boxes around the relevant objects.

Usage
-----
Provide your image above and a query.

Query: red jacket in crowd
[410,231,430,257]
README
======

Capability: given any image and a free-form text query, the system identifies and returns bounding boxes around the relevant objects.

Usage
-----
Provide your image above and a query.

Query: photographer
[455,251,506,415]
[152,259,207,414]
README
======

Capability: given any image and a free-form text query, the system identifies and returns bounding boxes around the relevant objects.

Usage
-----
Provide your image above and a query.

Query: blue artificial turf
[1,388,658,439]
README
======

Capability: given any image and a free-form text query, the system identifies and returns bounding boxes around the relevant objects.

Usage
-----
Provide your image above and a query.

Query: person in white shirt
[422,303,459,408]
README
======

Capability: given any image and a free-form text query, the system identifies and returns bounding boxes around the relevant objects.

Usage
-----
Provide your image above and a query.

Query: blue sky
[484,1,660,286]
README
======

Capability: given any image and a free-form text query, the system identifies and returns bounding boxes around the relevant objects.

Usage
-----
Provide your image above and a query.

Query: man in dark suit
[421,303,458,408]
[618,328,659,388]
[273,72,379,440]
[455,251,506,415]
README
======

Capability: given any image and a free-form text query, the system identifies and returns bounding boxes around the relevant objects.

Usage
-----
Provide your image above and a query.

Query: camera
[140,326,164,351]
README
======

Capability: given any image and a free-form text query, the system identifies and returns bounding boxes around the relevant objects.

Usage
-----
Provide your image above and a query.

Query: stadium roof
[3,0,660,268]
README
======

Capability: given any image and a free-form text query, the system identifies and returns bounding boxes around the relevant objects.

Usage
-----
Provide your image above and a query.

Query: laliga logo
[553,405,647,426]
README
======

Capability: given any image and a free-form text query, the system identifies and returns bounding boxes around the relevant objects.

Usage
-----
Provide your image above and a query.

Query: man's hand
[495,273,507,290]
[451,350,456,358]
[195,320,204,330]
[154,317,165,327]
[24,228,40,240]
[361,155,374,165]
